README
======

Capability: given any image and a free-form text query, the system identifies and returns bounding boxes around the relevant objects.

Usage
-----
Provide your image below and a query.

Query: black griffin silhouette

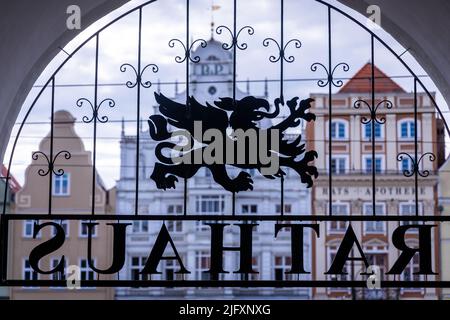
[148,92,318,193]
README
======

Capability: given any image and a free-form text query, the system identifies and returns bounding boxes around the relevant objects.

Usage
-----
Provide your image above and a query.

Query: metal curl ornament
[168,38,207,64]
[216,25,254,51]
[353,99,393,124]
[262,38,302,63]
[397,152,436,178]
[310,62,350,88]
[32,150,71,177]
[120,63,159,88]
[76,98,116,123]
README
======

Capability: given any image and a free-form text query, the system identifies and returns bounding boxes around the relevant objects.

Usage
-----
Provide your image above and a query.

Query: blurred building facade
[9,110,115,299]
[307,63,445,299]
[115,37,312,299]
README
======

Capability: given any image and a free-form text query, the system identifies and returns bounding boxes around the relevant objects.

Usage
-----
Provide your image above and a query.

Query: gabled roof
[339,63,405,94]
[1,165,21,193]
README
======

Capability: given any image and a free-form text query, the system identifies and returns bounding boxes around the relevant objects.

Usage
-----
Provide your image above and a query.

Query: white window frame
[398,119,421,140]
[328,202,350,233]
[363,202,386,234]
[167,204,183,233]
[195,195,225,231]
[328,119,349,140]
[79,258,96,284]
[79,220,97,238]
[362,122,384,140]
[132,220,149,233]
[327,247,351,293]
[23,258,39,282]
[130,256,149,281]
[400,252,424,293]
[273,255,294,281]
[52,173,70,196]
[195,250,211,281]
[23,220,41,238]
[362,154,385,174]
[52,220,69,238]
[50,257,67,289]
[399,202,423,231]
[275,203,292,214]
[329,155,349,174]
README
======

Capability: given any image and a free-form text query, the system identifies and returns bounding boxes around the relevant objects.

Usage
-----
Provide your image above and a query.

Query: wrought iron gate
[0,0,449,291]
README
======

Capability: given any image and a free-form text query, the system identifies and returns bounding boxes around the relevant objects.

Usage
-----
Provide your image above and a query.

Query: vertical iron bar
[231,0,237,216]
[280,0,285,216]
[0,216,8,282]
[135,8,143,216]
[327,7,332,216]
[414,78,419,216]
[280,0,284,103]
[184,0,190,216]
[371,35,376,216]
[91,34,99,216]
[48,77,55,216]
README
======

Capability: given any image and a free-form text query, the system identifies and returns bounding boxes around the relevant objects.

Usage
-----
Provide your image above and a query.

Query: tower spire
[211,1,221,40]
[175,79,179,95]
[121,117,125,138]
[157,78,161,93]
[246,78,250,94]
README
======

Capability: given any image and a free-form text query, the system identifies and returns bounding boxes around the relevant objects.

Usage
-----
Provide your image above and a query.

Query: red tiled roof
[1,165,21,193]
[339,63,405,94]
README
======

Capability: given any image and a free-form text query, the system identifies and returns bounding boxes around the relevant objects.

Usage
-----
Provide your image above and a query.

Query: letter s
[29,222,66,274]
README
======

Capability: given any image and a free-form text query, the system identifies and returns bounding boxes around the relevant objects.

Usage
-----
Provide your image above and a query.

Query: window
[399,202,422,229]
[328,248,349,284]
[275,204,292,214]
[80,220,97,237]
[167,204,183,233]
[274,256,293,281]
[195,195,225,231]
[23,259,38,281]
[241,256,259,281]
[23,220,39,238]
[363,155,384,173]
[364,203,386,233]
[80,259,95,281]
[330,120,347,140]
[242,204,257,214]
[329,203,349,232]
[330,156,347,174]
[399,120,418,139]
[402,254,422,284]
[130,256,149,281]
[132,220,149,233]
[195,251,210,281]
[400,156,414,174]
[51,258,66,281]
[164,259,184,281]
[52,220,69,237]
[364,122,383,140]
[53,173,70,196]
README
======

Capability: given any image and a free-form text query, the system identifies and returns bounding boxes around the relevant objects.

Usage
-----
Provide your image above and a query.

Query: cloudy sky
[5,0,448,188]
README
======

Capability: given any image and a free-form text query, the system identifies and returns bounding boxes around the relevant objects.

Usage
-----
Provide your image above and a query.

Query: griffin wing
[154,92,229,138]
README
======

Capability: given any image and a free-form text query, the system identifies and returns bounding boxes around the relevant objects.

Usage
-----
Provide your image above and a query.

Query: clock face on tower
[198,63,226,76]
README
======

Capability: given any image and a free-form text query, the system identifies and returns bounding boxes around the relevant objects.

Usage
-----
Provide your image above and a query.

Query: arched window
[363,122,383,140]
[398,119,419,139]
[330,119,348,140]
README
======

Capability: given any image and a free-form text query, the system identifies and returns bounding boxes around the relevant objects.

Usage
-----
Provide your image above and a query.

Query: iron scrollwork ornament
[216,25,254,51]
[353,99,393,124]
[397,152,436,177]
[168,38,208,64]
[76,98,116,123]
[120,63,159,88]
[32,150,71,177]
[310,62,350,88]
[262,38,302,63]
